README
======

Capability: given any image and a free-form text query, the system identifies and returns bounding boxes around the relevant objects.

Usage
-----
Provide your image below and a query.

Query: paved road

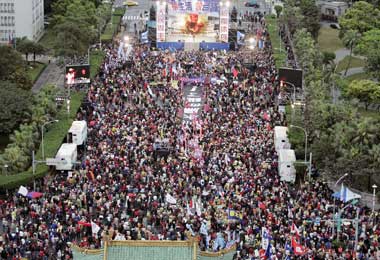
[32,59,64,92]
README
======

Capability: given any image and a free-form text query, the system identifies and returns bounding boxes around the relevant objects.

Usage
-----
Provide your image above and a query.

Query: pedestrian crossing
[123,15,148,21]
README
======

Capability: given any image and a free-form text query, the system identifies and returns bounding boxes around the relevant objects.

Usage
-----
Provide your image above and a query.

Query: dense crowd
[0,19,380,260]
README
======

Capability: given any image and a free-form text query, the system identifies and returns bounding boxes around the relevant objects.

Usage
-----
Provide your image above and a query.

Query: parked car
[330,23,340,29]
[245,2,260,7]
[124,0,138,6]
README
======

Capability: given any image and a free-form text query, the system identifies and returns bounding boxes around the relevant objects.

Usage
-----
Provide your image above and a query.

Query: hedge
[0,91,85,189]
[90,50,106,79]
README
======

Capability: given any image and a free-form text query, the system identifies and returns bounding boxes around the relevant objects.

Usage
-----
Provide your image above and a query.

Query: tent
[278,149,296,183]
[274,126,291,152]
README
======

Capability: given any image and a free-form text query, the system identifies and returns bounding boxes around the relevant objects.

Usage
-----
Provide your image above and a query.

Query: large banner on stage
[166,0,220,42]
[219,4,229,43]
[157,2,166,42]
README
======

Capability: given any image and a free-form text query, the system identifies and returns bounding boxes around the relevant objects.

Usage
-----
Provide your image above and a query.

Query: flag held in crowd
[18,186,28,197]
[165,193,177,204]
[340,184,361,203]
[91,221,101,234]
[228,209,242,221]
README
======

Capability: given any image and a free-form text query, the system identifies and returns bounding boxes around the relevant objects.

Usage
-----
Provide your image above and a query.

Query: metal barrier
[71,238,236,260]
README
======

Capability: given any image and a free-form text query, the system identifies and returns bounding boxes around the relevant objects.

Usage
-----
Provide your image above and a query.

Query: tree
[355,29,380,80]
[342,30,360,76]
[274,5,283,18]
[339,1,380,35]
[322,51,336,65]
[52,0,97,58]
[344,80,380,110]
[0,146,30,174]
[16,37,35,62]
[299,0,320,39]
[0,46,32,89]
[0,81,33,134]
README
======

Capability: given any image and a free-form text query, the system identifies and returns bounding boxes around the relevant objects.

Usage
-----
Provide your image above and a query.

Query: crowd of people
[0,18,380,260]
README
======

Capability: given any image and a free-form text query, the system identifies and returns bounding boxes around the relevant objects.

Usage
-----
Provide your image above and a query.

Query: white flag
[18,186,28,197]
[165,193,177,204]
[91,221,100,234]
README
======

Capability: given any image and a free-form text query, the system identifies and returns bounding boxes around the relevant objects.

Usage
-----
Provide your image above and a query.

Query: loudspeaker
[228,29,237,50]
[148,27,157,49]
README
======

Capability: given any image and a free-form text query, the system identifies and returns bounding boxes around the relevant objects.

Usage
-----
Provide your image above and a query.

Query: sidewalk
[32,58,64,93]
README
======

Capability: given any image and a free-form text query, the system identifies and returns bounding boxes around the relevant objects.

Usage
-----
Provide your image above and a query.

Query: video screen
[65,65,90,85]
[278,68,303,89]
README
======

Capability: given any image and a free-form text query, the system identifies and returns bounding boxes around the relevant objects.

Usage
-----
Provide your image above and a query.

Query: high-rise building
[0,0,44,44]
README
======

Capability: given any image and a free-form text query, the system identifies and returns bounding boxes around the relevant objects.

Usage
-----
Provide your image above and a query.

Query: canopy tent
[278,149,296,183]
[274,126,291,152]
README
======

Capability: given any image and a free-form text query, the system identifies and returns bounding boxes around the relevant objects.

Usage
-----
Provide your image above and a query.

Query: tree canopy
[0,81,33,134]
[355,29,380,80]
[339,1,380,35]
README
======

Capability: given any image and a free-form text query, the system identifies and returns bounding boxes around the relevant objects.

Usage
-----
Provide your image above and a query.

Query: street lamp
[289,124,307,163]
[124,35,129,42]
[335,173,349,187]
[372,184,377,214]
[41,120,59,160]
[2,164,8,176]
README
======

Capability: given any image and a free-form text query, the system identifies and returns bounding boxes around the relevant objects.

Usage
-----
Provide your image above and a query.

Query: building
[317,0,348,21]
[0,0,44,44]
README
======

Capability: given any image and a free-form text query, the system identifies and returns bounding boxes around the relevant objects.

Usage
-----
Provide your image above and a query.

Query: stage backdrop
[166,0,220,42]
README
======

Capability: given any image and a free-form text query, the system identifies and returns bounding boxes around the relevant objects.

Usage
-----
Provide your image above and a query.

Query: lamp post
[2,164,8,176]
[41,120,59,160]
[372,184,377,214]
[289,124,307,163]
[332,173,348,238]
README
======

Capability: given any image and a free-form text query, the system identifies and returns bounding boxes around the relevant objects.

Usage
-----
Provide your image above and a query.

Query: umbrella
[26,192,43,199]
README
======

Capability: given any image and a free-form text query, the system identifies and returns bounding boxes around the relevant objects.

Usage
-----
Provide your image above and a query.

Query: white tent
[68,121,87,145]
[278,149,296,183]
[55,143,77,170]
[274,126,291,152]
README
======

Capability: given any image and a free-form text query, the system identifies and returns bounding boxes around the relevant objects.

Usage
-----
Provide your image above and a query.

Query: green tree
[355,29,380,80]
[344,80,380,110]
[16,37,35,62]
[299,0,320,39]
[342,30,360,76]
[0,81,32,134]
[322,51,336,65]
[274,5,283,18]
[339,1,380,35]
[0,146,30,173]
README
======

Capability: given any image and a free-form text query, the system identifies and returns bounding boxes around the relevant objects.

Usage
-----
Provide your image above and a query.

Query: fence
[71,239,236,260]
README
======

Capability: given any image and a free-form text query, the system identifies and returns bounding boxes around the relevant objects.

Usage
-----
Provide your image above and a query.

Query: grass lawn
[265,16,287,68]
[336,56,366,73]
[345,72,372,82]
[27,62,47,83]
[318,27,344,53]
[90,50,106,78]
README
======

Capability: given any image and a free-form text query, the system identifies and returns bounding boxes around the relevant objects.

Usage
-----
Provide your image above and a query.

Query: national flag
[78,221,91,227]
[261,227,270,250]
[91,221,100,234]
[291,223,300,239]
[340,184,361,203]
[291,237,306,256]
[265,242,272,258]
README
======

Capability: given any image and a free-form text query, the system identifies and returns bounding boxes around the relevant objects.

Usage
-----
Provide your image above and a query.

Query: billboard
[278,68,303,89]
[166,0,221,42]
[65,65,90,85]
